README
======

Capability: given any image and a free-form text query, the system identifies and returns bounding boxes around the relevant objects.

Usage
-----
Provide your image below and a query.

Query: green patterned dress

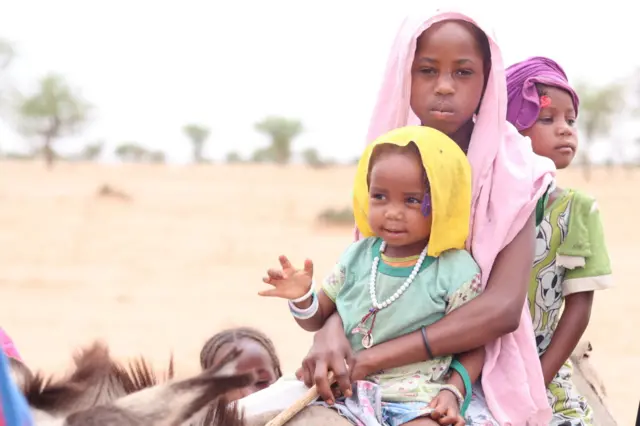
[529,189,613,425]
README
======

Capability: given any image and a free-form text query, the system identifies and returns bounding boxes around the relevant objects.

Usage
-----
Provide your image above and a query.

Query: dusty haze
[0,162,636,424]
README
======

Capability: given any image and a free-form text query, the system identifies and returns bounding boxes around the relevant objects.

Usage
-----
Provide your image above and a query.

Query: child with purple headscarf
[506,56,613,426]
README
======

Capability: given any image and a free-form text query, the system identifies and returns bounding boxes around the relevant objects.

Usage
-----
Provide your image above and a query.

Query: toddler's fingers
[439,408,463,426]
[303,259,314,276]
[267,268,284,280]
[257,288,281,298]
[429,404,445,421]
[279,255,293,270]
[262,277,275,285]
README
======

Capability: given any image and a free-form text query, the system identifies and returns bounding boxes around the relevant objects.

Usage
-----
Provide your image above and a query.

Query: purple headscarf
[505,56,579,131]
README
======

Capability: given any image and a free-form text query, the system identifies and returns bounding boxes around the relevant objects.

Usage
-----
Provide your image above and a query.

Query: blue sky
[1,0,637,164]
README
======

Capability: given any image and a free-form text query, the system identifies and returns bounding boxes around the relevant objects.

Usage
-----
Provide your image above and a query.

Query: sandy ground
[0,161,637,424]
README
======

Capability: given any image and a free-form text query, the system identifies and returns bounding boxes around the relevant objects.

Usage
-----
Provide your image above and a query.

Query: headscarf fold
[0,328,32,426]
[506,56,579,131]
[353,125,472,258]
[359,7,555,425]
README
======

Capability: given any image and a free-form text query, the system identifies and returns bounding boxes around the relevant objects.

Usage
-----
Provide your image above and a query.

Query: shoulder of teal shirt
[336,237,378,266]
[437,249,481,295]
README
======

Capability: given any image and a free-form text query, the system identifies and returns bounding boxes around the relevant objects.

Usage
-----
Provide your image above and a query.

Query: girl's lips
[383,228,407,234]
[555,144,576,154]
[429,110,455,119]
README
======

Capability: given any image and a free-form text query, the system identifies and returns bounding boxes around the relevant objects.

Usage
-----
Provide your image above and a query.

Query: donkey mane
[111,353,175,394]
[21,341,174,414]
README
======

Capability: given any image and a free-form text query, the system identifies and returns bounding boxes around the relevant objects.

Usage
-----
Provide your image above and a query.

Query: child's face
[213,339,278,401]
[368,152,431,256]
[410,21,486,137]
[521,86,578,170]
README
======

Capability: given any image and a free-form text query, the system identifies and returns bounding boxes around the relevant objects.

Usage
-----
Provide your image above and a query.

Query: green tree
[115,142,165,164]
[575,82,622,181]
[182,124,210,163]
[301,147,325,168]
[226,151,243,163]
[254,116,303,164]
[115,142,147,163]
[15,73,91,169]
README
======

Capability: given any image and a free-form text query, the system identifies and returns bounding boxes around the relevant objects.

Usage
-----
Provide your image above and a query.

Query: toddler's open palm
[259,255,314,300]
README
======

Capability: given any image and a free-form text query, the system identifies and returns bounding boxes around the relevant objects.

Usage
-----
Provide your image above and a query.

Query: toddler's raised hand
[259,255,314,300]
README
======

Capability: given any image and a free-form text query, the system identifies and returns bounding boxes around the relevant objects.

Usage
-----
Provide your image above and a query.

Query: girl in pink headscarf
[296,7,556,426]
[506,56,613,426]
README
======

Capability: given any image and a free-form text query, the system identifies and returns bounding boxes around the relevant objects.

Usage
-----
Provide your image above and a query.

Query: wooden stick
[264,372,335,426]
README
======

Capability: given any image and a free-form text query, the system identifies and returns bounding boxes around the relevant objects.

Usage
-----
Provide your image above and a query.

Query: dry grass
[0,161,636,424]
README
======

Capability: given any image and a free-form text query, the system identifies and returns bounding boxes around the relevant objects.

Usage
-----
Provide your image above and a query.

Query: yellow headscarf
[353,126,472,257]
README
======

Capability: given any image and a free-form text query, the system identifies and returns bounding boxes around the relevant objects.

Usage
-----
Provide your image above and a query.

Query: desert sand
[0,161,636,424]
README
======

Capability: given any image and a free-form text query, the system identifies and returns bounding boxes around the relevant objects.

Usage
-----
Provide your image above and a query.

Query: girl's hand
[428,390,465,426]
[295,313,355,404]
[259,255,314,300]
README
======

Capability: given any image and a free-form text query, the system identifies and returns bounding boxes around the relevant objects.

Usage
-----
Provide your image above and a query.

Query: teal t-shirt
[321,237,482,403]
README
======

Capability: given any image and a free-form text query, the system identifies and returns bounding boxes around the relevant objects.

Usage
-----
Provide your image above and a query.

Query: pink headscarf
[360,8,555,425]
[0,329,20,362]
[0,327,23,426]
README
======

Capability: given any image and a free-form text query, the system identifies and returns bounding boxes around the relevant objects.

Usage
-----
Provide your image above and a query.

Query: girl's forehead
[417,20,483,51]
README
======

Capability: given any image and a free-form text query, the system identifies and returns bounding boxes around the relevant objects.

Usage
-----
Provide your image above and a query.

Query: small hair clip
[540,95,551,108]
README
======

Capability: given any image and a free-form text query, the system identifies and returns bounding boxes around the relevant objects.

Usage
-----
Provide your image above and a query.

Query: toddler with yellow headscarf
[260,126,483,426]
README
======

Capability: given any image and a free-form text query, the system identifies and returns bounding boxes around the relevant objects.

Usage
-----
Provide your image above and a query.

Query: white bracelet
[439,384,464,408]
[288,293,319,320]
[290,280,315,304]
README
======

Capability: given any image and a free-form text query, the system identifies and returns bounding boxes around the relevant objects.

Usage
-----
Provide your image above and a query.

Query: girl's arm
[303,214,535,400]
[292,289,337,332]
[539,291,593,385]
[355,212,536,374]
[446,347,485,396]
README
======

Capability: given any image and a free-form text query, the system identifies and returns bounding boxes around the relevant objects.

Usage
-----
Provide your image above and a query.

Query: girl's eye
[419,67,437,75]
[456,69,473,77]
[567,118,576,126]
[407,197,421,204]
[538,116,553,124]
[255,381,270,389]
[371,193,385,200]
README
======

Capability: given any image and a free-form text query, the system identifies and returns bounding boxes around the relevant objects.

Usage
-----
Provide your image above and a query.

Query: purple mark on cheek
[421,194,432,217]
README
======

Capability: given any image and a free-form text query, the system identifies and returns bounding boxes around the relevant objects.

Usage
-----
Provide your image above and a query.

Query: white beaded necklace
[352,241,428,349]
[369,241,429,310]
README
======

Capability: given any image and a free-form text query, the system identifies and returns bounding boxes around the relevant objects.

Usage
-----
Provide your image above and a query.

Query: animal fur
[9,341,255,426]
[14,342,174,418]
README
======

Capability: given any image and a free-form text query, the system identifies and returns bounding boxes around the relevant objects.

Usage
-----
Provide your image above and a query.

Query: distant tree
[251,147,272,163]
[254,116,303,164]
[226,151,243,163]
[575,81,622,181]
[147,150,165,164]
[182,124,210,163]
[301,147,325,168]
[115,142,147,163]
[80,140,104,161]
[115,142,164,164]
[15,73,91,169]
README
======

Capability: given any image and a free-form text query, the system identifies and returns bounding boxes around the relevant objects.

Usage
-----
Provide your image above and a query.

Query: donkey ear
[7,356,33,394]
